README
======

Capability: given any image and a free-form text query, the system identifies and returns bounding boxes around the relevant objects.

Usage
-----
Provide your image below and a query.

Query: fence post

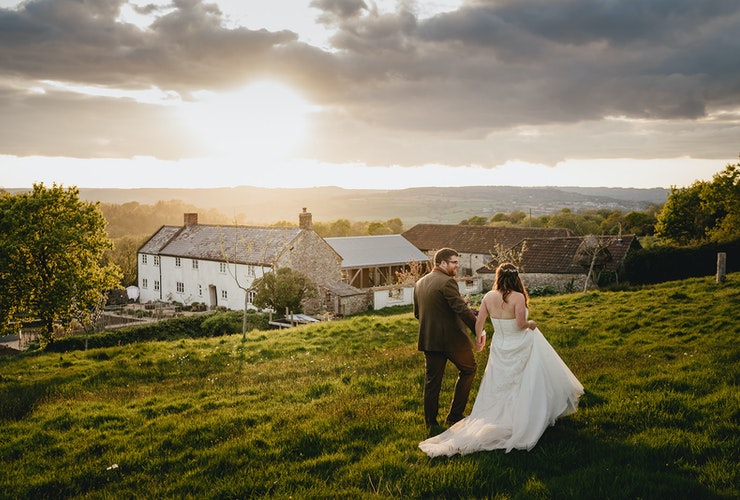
[716,252,727,283]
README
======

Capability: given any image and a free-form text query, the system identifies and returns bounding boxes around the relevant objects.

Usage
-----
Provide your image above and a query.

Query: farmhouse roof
[402,224,574,254]
[325,235,429,268]
[138,224,304,266]
[477,235,641,274]
[139,226,181,254]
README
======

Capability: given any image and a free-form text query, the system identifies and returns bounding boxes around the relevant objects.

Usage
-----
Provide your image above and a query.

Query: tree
[218,224,276,338]
[654,181,709,245]
[368,221,392,235]
[460,215,488,225]
[385,217,404,234]
[701,163,740,243]
[655,163,740,245]
[0,184,122,345]
[547,208,601,235]
[104,235,146,287]
[252,268,317,316]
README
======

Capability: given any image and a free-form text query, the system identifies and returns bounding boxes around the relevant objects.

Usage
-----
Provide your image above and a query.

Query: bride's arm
[513,294,536,330]
[474,296,490,350]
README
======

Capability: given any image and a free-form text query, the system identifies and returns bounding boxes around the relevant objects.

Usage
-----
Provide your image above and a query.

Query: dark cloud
[0,0,301,91]
[311,0,368,22]
[0,0,738,165]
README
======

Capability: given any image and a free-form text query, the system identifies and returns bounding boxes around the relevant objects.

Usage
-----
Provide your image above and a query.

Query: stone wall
[278,230,342,286]
[522,273,592,293]
[340,293,371,316]
[481,273,594,293]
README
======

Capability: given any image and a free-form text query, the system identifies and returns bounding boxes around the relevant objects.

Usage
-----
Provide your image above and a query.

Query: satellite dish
[126,286,140,301]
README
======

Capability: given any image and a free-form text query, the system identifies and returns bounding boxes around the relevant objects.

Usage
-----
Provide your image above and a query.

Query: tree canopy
[655,163,740,245]
[252,268,316,315]
[0,184,122,344]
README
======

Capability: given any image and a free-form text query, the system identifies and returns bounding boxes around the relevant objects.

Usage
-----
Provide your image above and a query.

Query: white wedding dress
[419,315,584,457]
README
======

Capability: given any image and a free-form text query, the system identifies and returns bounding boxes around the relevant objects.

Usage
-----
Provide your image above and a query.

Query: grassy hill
[1,274,738,499]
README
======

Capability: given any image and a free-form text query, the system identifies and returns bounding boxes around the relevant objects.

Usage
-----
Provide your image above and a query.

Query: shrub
[624,238,740,284]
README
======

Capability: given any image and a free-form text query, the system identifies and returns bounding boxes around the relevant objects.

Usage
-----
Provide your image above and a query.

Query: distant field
[37,184,669,224]
[1,273,737,499]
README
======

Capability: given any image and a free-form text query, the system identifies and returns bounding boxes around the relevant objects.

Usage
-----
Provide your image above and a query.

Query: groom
[414,248,481,431]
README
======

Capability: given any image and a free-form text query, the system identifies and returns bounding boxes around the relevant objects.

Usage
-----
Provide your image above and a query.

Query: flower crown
[499,267,519,274]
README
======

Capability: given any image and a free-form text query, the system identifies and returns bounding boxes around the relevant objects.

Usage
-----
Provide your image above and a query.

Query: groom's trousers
[423,349,477,427]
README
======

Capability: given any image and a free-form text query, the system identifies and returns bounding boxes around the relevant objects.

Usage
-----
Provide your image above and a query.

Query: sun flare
[179,80,312,163]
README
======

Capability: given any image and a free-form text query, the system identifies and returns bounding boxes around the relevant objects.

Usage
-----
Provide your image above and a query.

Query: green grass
[1,274,738,499]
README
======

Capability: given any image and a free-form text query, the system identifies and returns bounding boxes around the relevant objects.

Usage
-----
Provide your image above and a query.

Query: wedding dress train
[419,316,584,457]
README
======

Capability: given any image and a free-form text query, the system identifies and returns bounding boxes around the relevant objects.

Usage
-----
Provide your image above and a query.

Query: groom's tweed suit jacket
[414,269,477,353]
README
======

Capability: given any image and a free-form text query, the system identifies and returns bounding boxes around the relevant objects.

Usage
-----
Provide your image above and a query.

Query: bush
[529,285,558,296]
[41,311,274,352]
[624,238,740,284]
[201,311,243,336]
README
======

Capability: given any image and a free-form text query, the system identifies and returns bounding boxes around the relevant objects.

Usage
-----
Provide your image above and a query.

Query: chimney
[184,213,198,226]
[299,208,312,230]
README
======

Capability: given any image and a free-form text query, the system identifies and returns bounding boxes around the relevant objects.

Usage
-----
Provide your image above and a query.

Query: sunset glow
[0,0,737,191]
[178,81,313,163]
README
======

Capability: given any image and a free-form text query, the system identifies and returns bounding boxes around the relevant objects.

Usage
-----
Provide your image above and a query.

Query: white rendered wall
[138,253,268,310]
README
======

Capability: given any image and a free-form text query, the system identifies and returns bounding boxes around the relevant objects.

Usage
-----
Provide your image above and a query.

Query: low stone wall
[522,273,593,293]
[340,293,371,316]
[481,273,594,293]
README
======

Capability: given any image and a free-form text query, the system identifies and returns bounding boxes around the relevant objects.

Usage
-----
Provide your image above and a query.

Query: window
[141,254,148,264]
[142,278,148,289]
[219,262,227,273]
[176,282,184,293]
[154,256,160,267]
[248,264,255,276]
[175,257,181,267]
[247,291,256,304]
[221,290,228,300]
[192,259,199,270]
[198,284,203,297]
[154,281,160,291]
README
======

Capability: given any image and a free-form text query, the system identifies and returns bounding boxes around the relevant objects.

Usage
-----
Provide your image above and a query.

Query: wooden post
[716,252,727,283]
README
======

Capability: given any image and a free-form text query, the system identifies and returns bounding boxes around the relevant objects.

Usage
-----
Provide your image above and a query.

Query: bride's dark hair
[494,263,529,308]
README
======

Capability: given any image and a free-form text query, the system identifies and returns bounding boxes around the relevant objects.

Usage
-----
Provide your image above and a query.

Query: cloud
[0,0,737,167]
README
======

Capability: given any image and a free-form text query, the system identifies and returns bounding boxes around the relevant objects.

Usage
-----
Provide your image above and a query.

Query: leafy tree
[104,235,146,287]
[460,215,488,225]
[385,217,404,234]
[655,164,740,245]
[100,200,232,238]
[547,208,601,235]
[329,218,352,236]
[0,184,122,345]
[252,268,317,315]
[654,181,709,245]
[623,210,657,236]
[368,221,392,235]
[701,163,740,243]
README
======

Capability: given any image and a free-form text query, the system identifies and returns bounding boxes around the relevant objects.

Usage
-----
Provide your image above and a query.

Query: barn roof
[325,235,429,268]
[477,235,641,274]
[402,224,574,254]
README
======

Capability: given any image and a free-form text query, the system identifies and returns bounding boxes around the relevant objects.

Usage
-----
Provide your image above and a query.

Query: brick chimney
[184,213,198,226]
[299,208,312,230]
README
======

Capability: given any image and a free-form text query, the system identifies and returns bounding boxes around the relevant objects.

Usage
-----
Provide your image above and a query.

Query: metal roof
[325,235,429,268]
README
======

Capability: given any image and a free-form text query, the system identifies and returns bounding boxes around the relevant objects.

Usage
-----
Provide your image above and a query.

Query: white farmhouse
[137,210,342,313]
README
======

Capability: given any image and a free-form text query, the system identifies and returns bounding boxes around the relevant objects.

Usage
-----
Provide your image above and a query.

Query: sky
[0,0,738,191]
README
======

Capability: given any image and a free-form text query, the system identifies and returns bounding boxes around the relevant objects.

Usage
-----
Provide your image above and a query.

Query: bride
[419,263,584,457]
